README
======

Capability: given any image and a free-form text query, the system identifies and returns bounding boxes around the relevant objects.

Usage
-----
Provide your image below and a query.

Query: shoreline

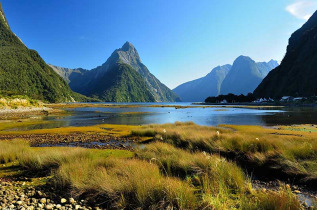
[0,107,65,120]
[195,102,317,107]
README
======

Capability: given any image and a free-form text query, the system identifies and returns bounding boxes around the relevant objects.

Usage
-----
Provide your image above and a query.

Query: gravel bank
[0,181,95,210]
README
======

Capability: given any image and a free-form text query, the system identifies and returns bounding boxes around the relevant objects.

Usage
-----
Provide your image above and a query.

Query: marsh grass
[132,122,317,181]
[241,185,302,210]
[0,139,306,209]
[0,139,29,163]
[136,142,248,208]
[55,157,197,209]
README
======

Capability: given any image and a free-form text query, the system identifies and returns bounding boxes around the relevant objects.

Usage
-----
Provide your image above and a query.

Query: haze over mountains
[254,10,317,98]
[51,42,180,102]
[173,56,278,102]
[220,56,278,95]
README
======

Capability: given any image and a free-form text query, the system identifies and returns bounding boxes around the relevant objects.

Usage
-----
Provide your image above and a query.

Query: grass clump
[0,95,41,109]
[136,142,247,209]
[242,185,302,210]
[55,157,197,209]
[132,122,317,183]
[0,139,306,209]
[0,139,29,163]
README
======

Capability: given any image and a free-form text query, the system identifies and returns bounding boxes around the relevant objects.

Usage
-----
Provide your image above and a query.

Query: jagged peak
[121,41,135,51]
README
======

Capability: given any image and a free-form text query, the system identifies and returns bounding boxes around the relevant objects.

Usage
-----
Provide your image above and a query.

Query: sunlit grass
[0,97,41,109]
[0,139,29,163]
[132,122,317,180]
[0,123,139,137]
[0,139,305,209]
[136,142,248,208]
[55,157,197,209]
[241,185,302,210]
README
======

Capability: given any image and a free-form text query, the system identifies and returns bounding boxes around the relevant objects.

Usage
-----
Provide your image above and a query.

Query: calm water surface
[6,103,317,131]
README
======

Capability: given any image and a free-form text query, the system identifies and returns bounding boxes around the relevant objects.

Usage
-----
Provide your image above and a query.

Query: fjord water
[6,103,317,131]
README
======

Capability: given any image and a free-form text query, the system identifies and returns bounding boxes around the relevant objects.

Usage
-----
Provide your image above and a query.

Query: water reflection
[4,105,317,131]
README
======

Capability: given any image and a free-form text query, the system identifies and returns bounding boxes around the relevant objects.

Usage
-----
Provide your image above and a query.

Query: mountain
[254,11,317,98]
[0,3,84,103]
[220,56,278,95]
[173,65,231,102]
[51,42,180,102]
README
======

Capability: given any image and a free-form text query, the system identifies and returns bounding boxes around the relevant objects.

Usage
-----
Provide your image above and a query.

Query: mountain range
[50,42,180,102]
[173,56,278,102]
[220,56,278,95]
[254,10,317,98]
[0,3,89,102]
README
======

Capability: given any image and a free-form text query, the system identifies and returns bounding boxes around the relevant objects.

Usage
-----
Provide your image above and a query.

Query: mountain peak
[235,55,252,62]
[121,41,135,51]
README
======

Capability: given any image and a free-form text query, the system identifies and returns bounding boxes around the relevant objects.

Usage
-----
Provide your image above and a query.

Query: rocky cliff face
[52,42,181,102]
[254,10,317,98]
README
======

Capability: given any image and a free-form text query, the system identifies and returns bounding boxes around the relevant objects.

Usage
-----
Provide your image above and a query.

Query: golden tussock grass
[132,122,317,180]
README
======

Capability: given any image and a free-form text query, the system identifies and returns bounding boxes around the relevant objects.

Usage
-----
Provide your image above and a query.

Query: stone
[45,204,54,209]
[69,198,75,204]
[61,198,67,204]
[40,198,46,204]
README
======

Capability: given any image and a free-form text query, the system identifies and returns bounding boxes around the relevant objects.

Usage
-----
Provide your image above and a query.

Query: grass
[55,157,197,209]
[0,95,41,109]
[242,185,302,210]
[0,138,307,209]
[135,142,248,208]
[0,123,140,137]
[0,139,29,163]
[132,122,317,184]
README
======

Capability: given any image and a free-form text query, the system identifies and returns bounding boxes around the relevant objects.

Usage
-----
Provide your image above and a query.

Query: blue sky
[2,0,316,88]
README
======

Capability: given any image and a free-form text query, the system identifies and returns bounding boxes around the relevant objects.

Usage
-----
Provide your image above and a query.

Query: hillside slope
[254,11,317,98]
[0,3,81,103]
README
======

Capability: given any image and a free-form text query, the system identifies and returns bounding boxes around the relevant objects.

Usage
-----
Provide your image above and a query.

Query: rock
[40,198,47,204]
[75,205,81,209]
[56,204,62,209]
[17,200,23,205]
[61,198,67,204]
[37,191,43,197]
[45,204,54,209]
[69,198,75,204]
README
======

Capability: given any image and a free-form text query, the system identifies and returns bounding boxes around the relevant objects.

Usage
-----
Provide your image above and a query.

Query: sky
[2,0,317,89]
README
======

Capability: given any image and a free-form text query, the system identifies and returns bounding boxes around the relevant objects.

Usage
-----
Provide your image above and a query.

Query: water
[4,103,317,131]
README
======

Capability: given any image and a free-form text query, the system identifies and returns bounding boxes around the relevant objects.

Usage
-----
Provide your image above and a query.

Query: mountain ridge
[220,56,278,95]
[254,10,317,98]
[173,56,278,102]
[51,42,180,102]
